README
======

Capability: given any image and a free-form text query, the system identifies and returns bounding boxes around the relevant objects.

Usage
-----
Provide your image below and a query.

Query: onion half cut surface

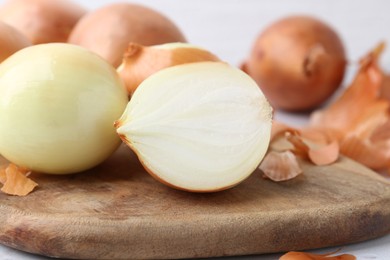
[116,62,273,192]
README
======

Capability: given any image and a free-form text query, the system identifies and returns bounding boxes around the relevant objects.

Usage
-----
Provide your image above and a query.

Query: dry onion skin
[115,62,273,192]
[0,164,37,196]
[308,141,339,166]
[263,121,340,182]
[0,43,128,174]
[260,150,302,181]
[242,15,346,111]
[265,44,390,176]
[0,21,31,63]
[279,250,356,260]
[308,43,390,172]
[118,42,220,95]
[69,3,186,68]
[379,69,390,101]
[0,0,86,44]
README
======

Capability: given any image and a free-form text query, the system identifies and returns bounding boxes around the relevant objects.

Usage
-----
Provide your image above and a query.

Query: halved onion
[115,62,273,192]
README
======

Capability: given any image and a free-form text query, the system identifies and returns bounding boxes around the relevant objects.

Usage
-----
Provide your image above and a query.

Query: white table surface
[0,0,389,259]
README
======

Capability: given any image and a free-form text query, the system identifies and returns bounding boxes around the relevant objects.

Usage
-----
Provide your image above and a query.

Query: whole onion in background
[0,0,86,44]
[69,3,187,68]
[242,15,347,112]
[0,21,31,63]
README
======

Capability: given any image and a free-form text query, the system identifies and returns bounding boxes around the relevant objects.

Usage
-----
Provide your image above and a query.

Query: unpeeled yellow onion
[0,21,31,63]
[68,3,186,67]
[0,0,86,44]
[242,16,346,111]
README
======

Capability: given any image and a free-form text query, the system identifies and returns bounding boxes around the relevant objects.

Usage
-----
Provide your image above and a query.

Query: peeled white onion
[116,62,273,192]
[0,43,128,174]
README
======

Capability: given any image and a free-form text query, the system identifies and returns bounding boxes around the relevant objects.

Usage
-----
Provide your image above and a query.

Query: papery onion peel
[279,249,356,260]
[309,42,390,172]
[286,131,339,166]
[260,121,339,182]
[259,150,302,181]
[308,141,339,166]
[0,164,37,196]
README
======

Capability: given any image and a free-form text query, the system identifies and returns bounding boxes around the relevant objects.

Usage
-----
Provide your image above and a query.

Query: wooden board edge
[0,197,389,259]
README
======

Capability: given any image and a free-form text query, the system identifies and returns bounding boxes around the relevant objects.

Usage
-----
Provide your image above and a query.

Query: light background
[77,0,390,126]
[79,0,390,68]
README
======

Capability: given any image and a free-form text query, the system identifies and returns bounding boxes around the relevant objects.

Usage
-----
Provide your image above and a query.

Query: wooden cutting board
[0,144,389,260]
